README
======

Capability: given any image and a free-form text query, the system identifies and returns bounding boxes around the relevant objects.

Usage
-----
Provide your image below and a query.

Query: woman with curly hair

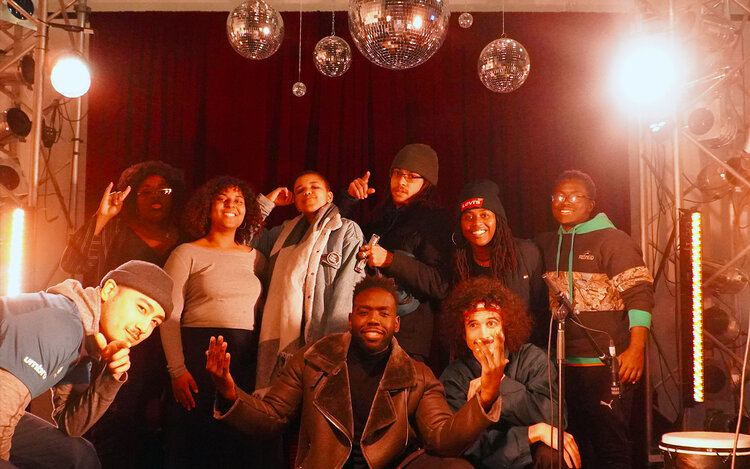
[60,160,185,469]
[439,277,580,469]
[453,179,549,348]
[160,176,265,467]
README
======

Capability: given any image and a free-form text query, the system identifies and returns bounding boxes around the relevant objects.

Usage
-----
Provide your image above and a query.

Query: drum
[659,431,750,469]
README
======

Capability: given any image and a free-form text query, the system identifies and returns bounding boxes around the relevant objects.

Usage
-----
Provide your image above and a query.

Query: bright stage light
[50,54,91,98]
[610,36,685,111]
[690,211,703,403]
[6,208,25,296]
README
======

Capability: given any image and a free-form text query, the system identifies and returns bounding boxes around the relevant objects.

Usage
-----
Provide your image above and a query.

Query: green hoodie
[536,213,654,364]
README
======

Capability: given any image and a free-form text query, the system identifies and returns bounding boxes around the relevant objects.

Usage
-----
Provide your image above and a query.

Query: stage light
[50,53,90,98]
[704,305,740,342]
[0,108,31,144]
[690,211,703,403]
[679,208,704,405]
[610,35,685,111]
[0,54,34,87]
[5,208,25,296]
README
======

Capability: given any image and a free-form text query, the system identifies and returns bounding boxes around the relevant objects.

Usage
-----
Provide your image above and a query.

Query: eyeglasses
[137,187,173,197]
[391,169,423,183]
[551,193,589,204]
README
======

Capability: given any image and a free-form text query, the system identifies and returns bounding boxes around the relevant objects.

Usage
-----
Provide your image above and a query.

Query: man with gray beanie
[0,260,173,469]
[338,143,451,362]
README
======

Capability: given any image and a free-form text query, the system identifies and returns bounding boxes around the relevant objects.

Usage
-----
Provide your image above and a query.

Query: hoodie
[0,279,124,450]
[535,213,655,362]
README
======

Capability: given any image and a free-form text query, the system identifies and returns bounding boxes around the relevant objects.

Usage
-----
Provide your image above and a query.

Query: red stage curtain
[87,11,632,237]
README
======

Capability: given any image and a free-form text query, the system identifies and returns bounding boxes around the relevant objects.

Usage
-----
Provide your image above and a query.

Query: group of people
[0,143,654,469]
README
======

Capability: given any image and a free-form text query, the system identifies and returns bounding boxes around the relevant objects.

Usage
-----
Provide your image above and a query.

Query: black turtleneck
[344,342,391,469]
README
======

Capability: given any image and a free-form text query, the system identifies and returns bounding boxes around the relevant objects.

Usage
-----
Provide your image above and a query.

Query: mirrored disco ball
[458,12,472,28]
[313,35,353,77]
[477,37,530,93]
[226,0,284,60]
[292,81,307,97]
[348,0,450,70]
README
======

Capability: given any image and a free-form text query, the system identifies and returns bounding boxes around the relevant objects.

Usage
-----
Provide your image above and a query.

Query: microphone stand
[543,274,619,469]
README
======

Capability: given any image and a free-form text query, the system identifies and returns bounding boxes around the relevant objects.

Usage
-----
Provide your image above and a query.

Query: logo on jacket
[322,252,341,268]
[460,198,484,212]
[23,356,48,380]
[578,250,595,261]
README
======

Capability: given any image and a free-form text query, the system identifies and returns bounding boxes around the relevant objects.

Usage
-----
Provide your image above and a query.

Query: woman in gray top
[160,176,265,468]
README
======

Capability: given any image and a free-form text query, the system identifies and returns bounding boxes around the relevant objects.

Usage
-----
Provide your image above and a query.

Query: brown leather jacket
[216,333,501,469]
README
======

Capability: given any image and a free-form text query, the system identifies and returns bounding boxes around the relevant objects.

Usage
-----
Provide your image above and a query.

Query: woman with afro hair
[160,176,266,467]
[439,277,580,469]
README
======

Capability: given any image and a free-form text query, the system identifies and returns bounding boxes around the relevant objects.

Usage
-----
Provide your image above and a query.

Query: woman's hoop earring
[451,232,458,246]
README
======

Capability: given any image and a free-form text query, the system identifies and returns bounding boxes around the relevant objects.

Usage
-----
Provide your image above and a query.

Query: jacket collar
[304,333,416,389]
[557,212,615,235]
[46,279,102,358]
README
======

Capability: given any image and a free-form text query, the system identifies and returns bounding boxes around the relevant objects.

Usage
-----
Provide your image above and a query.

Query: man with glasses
[535,170,654,469]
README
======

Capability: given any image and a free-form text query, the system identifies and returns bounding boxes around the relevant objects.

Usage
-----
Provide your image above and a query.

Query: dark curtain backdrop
[87,11,632,237]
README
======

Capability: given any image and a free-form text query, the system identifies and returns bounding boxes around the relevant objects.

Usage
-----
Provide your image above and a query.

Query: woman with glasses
[60,160,186,468]
[160,176,266,468]
[62,160,186,285]
[338,143,451,363]
[452,180,549,348]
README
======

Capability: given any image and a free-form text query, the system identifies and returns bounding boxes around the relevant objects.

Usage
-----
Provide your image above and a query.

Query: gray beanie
[390,144,439,186]
[100,260,174,315]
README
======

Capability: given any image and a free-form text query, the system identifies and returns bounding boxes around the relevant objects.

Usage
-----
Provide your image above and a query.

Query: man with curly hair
[206,275,506,469]
[439,277,580,468]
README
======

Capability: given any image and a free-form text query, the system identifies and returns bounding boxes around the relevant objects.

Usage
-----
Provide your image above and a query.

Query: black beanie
[390,144,439,186]
[100,260,174,315]
[458,180,507,221]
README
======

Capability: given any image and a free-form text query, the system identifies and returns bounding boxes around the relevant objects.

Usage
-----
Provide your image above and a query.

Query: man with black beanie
[0,260,173,469]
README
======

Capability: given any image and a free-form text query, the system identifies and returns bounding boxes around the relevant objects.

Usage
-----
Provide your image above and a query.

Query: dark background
[86,10,633,236]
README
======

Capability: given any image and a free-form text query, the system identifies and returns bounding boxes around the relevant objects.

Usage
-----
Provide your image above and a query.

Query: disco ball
[226,0,284,60]
[313,35,353,77]
[292,81,307,97]
[458,12,473,28]
[348,0,450,70]
[477,37,530,93]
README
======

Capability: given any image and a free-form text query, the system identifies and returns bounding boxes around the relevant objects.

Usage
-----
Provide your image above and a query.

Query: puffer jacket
[216,332,501,469]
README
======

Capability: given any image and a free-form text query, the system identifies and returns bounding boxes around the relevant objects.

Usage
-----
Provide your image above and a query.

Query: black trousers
[565,365,634,469]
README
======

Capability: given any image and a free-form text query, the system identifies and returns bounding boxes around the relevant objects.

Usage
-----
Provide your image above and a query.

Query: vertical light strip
[691,211,704,403]
[7,208,25,296]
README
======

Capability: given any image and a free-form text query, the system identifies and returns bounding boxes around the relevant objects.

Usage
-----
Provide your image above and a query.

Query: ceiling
[86,0,632,12]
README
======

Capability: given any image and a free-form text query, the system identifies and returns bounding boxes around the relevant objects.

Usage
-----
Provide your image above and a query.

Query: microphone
[609,340,621,398]
[354,233,380,273]
[541,273,577,316]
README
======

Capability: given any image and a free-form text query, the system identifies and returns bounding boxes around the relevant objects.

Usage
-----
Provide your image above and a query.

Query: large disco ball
[348,0,450,70]
[477,37,530,93]
[314,35,353,77]
[226,0,284,60]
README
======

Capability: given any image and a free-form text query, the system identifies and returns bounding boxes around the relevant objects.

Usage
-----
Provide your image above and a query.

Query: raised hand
[171,371,199,410]
[95,332,131,380]
[95,182,131,235]
[472,329,507,409]
[266,187,294,206]
[205,335,237,402]
[347,171,376,199]
[528,423,581,468]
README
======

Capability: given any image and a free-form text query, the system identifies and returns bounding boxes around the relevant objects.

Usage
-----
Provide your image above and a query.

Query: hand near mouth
[95,332,131,380]
[472,331,507,410]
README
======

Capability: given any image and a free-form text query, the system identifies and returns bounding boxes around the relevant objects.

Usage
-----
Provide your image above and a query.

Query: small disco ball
[348,0,450,70]
[226,0,284,60]
[313,35,353,77]
[477,37,530,93]
[458,12,473,28]
[292,81,307,97]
